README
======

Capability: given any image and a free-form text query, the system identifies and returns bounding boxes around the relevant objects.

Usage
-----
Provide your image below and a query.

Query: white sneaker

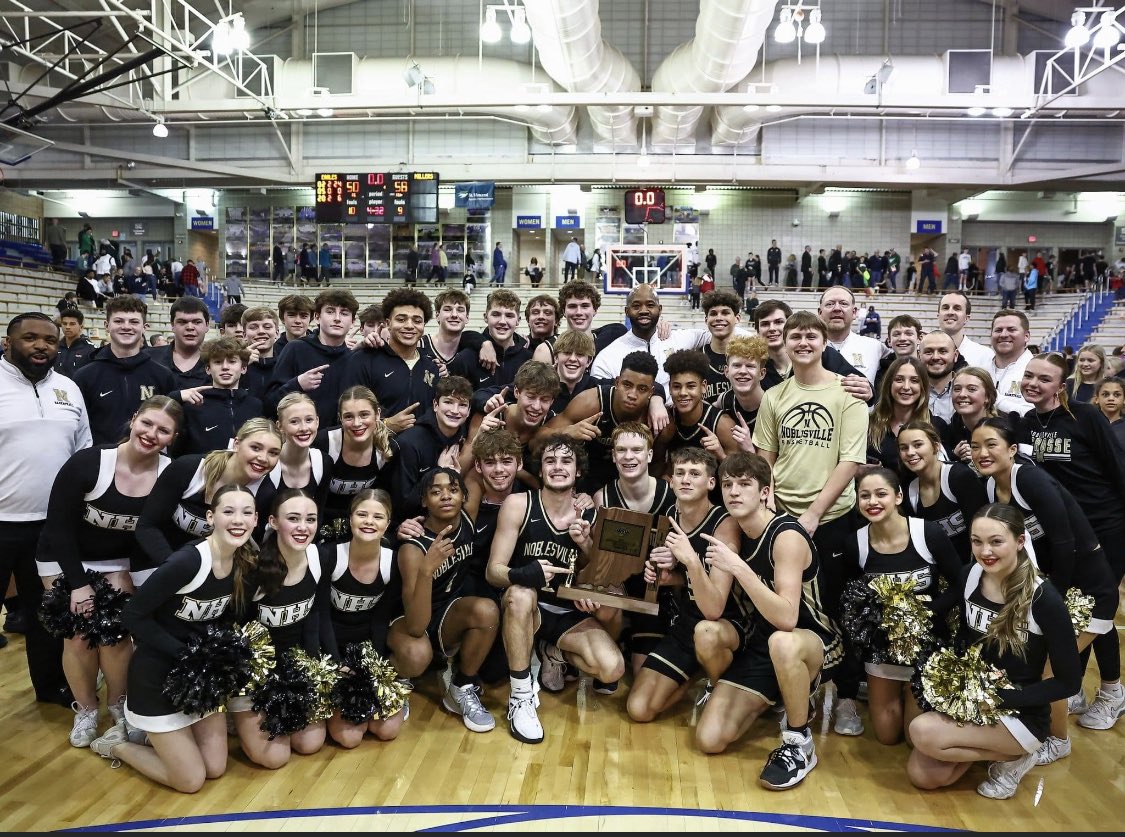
[442,681,495,733]
[977,751,1037,799]
[760,729,817,790]
[832,698,864,736]
[69,702,99,748]
[1067,691,1090,715]
[108,697,125,727]
[507,695,544,744]
[89,723,126,768]
[1079,687,1125,730]
[1034,735,1071,765]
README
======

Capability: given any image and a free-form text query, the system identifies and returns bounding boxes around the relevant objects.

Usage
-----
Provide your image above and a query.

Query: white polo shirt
[955,335,993,369]
[989,349,1033,416]
[829,332,887,386]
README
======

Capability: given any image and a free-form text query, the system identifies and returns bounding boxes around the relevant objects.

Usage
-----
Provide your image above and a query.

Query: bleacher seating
[0,266,1093,351]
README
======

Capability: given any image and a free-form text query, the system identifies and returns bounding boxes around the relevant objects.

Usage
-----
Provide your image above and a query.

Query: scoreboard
[624,187,666,224]
[314,171,439,224]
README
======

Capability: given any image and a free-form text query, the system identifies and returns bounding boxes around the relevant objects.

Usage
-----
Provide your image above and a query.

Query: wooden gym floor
[0,632,1121,833]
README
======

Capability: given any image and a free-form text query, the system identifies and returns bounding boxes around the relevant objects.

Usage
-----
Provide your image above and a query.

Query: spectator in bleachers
[179,259,201,298]
[45,219,67,268]
[77,224,95,271]
[148,334,167,348]
[54,308,95,377]
[75,268,106,310]
[56,291,79,316]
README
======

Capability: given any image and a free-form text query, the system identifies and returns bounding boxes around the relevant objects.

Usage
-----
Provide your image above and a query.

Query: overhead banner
[454,181,495,209]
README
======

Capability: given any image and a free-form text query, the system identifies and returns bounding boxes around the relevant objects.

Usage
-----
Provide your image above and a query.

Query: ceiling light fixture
[481,3,532,46]
[804,9,826,44]
[1065,11,1090,48]
[152,118,168,138]
[906,150,921,170]
[991,106,1013,117]
[966,105,987,117]
[1093,10,1121,49]
[211,13,250,56]
[774,8,796,43]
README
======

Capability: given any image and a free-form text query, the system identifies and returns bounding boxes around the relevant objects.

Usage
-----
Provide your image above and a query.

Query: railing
[1045,288,1107,351]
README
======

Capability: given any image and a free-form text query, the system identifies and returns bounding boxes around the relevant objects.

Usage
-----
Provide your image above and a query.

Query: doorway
[551,227,584,286]
[515,229,547,288]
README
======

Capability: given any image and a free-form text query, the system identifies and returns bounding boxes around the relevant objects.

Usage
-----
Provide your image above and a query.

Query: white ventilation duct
[25,56,577,145]
[650,0,780,147]
[711,54,1124,146]
[521,0,641,147]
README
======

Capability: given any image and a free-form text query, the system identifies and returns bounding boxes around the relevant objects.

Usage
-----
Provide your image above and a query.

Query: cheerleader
[135,418,282,574]
[89,485,259,793]
[323,489,407,747]
[316,385,395,543]
[255,392,331,541]
[867,357,949,474]
[1016,352,1125,731]
[229,489,329,769]
[907,504,1081,800]
[971,417,1119,764]
[38,395,180,748]
[389,467,500,733]
[898,420,987,562]
[843,469,962,745]
[943,367,999,465]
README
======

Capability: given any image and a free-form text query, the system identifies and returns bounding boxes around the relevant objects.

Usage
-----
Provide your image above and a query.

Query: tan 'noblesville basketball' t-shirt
[752,375,869,524]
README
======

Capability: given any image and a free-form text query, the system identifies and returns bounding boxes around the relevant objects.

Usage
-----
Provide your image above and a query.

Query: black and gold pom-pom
[164,625,258,716]
[252,648,321,739]
[292,649,339,723]
[38,570,131,648]
[868,575,933,666]
[332,642,411,724]
[840,577,890,665]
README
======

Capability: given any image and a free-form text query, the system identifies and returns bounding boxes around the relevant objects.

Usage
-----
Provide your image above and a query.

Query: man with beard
[920,331,962,422]
[0,312,91,703]
[487,434,624,744]
[935,291,992,369]
[590,283,698,390]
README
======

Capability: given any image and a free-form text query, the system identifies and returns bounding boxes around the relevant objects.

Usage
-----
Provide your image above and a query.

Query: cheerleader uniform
[322,541,399,656]
[37,445,170,588]
[393,511,475,657]
[720,513,843,704]
[253,448,331,543]
[316,427,388,542]
[227,544,327,713]
[135,454,268,579]
[956,563,1081,752]
[987,464,1118,635]
[644,506,750,684]
[904,462,988,563]
[120,541,237,732]
[842,517,962,681]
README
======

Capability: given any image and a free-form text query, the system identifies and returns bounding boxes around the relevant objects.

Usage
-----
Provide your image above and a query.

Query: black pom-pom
[332,644,380,725]
[163,625,254,716]
[39,576,79,639]
[38,570,131,648]
[252,649,316,739]
[840,577,889,665]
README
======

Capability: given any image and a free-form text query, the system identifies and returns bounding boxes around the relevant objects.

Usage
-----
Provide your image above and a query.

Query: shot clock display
[314,172,439,224]
[624,187,667,225]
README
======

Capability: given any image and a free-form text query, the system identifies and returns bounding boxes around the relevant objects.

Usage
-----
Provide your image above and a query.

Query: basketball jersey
[669,505,742,624]
[601,478,677,517]
[420,334,456,366]
[511,491,593,613]
[715,389,758,435]
[324,541,397,647]
[585,384,632,489]
[734,512,842,666]
[249,544,322,654]
[669,403,724,455]
[402,510,474,612]
[702,345,729,403]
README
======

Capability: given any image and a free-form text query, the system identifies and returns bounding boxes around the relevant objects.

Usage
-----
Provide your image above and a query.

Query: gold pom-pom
[1064,588,1095,637]
[361,643,412,719]
[238,621,276,693]
[868,575,932,666]
[921,645,1014,726]
[291,649,340,722]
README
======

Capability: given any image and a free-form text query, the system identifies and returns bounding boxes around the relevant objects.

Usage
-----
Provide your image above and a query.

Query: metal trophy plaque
[557,507,670,615]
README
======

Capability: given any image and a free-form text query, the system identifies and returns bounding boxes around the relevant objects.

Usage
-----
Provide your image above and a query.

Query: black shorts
[624,576,674,657]
[718,627,839,706]
[644,613,751,685]
[462,572,502,604]
[536,604,595,646]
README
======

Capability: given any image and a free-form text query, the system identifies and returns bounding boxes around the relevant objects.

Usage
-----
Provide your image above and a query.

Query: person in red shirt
[179,259,201,298]
[700,272,715,295]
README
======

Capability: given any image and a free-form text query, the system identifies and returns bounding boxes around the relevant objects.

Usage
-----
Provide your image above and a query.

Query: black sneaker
[592,679,619,695]
[760,730,817,790]
[4,611,26,635]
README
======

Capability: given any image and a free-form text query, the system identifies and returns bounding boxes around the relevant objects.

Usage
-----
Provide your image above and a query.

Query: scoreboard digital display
[625,187,666,224]
[314,171,439,224]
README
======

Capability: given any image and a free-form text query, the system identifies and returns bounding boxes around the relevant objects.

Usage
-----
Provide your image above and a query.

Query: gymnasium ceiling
[1,0,1123,193]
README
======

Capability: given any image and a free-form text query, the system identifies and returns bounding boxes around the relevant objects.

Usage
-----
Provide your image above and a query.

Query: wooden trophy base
[556,585,659,616]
